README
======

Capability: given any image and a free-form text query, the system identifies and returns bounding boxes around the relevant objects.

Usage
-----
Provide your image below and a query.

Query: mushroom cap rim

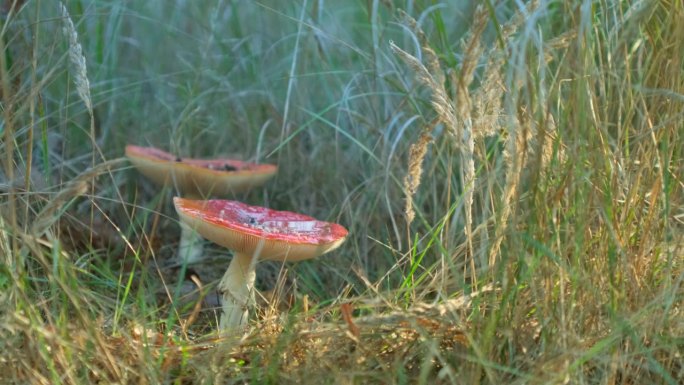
[173,197,349,247]
[125,144,277,177]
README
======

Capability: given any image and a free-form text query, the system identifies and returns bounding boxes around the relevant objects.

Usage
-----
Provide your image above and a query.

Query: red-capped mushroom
[173,197,348,331]
[125,145,277,263]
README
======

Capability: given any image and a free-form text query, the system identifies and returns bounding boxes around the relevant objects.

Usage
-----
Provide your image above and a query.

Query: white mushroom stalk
[173,197,348,332]
[178,222,204,264]
[218,252,257,329]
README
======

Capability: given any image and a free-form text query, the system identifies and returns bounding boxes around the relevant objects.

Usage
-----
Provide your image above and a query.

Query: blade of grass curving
[300,106,382,164]
[266,91,406,159]
[279,0,307,141]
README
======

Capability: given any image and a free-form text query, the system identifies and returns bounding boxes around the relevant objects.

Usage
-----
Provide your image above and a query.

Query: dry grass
[0,0,682,384]
[403,128,433,226]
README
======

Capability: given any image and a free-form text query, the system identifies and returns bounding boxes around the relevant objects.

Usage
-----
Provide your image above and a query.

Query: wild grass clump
[0,0,682,384]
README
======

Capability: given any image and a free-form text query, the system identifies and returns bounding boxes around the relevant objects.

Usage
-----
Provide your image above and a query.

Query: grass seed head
[59,2,92,114]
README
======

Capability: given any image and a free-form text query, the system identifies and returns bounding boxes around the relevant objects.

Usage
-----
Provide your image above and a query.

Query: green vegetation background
[0,0,681,384]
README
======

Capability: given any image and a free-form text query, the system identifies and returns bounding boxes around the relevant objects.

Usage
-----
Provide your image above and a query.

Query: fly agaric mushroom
[173,197,348,331]
[125,145,277,263]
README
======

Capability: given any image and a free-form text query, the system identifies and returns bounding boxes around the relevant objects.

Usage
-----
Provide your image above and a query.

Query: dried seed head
[59,2,92,114]
[403,131,433,225]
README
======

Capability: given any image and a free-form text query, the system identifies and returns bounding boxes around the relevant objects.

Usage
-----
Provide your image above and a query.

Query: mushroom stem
[178,222,203,264]
[217,252,256,330]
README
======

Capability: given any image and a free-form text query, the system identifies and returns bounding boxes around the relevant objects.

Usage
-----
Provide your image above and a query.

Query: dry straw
[391,7,489,273]
[392,3,563,268]
[453,6,488,266]
[485,2,570,265]
[60,1,105,246]
[31,158,125,236]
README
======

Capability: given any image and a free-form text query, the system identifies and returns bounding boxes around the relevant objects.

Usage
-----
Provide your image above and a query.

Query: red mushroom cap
[173,197,348,261]
[125,145,277,197]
